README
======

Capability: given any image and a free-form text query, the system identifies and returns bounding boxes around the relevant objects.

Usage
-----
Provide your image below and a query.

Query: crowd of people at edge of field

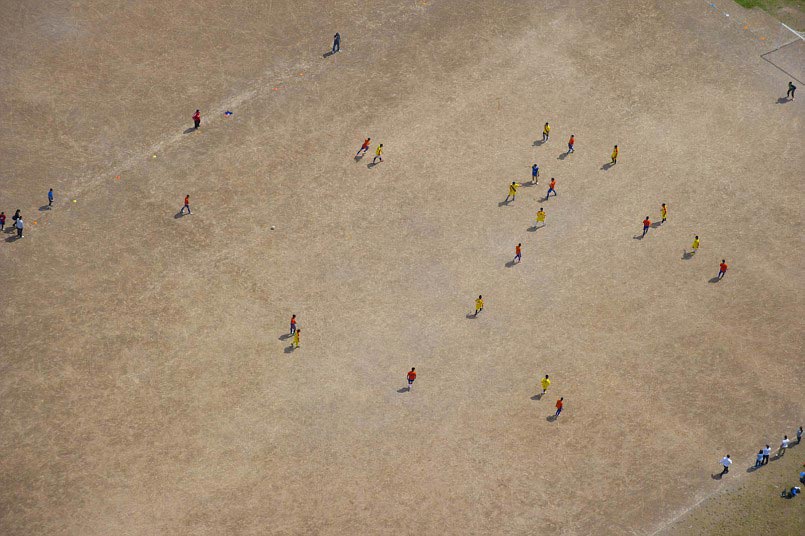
[717,425,804,498]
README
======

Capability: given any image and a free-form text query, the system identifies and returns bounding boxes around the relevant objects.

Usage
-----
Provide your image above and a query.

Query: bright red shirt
[362,139,370,148]
[556,399,563,409]
[184,196,190,205]
[643,219,650,227]
[720,263,728,272]
[407,371,416,381]
[192,111,200,121]
[569,136,574,144]
[515,245,521,255]
[549,180,556,188]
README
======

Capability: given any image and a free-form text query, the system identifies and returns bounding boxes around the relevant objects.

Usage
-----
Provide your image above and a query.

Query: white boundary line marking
[781,22,804,41]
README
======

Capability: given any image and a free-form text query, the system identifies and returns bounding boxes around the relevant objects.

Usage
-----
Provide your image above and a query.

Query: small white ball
[270,226,275,230]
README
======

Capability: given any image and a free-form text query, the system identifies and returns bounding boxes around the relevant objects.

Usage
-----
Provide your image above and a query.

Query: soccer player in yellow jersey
[293,328,301,349]
[474,295,484,316]
[504,181,521,203]
[611,145,618,164]
[372,143,383,164]
[661,203,667,224]
[536,207,546,228]
[689,235,700,256]
[542,122,551,142]
[540,374,551,395]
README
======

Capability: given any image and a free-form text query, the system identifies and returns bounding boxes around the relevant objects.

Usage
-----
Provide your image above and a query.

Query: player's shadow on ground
[174,212,187,219]
[682,251,695,260]
[284,345,295,353]
[498,200,512,207]
[5,235,21,242]
[183,127,197,134]
[397,387,410,393]
[633,234,645,240]
[776,97,790,104]
[527,225,539,232]
[354,154,365,161]
[38,205,51,211]
[711,472,725,480]
[708,276,721,283]
[546,415,557,422]
[600,162,615,171]
[746,465,761,473]
[533,139,546,147]
[278,333,293,341]
[367,162,380,169]
[650,222,663,228]
[531,393,543,400]
[322,51,335,58]
[465,313,478,319]
[505,260,516,268]
[557,152,569,160]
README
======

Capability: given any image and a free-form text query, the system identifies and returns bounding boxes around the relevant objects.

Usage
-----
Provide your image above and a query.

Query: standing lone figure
[542,122,550,142]
[180,195,192,215]
[356,137,371,157]
[689,235,700,256]
[762,444,771,465]
[787,81,796,100]
[15,216,24,238]
[406,367,416,391]
[642,216,651,238]
[554,397,564,418]
[567,135,575,154]
[540,374,550,395]
[717,259,728,280]
[661,203,667,223]
[372,144,383,164]
[719,454,732,476]
[332,32,341,54]
[290,314,297,335]
[779,435,790,457]
[474,295,484,316]
[192,109,201,129]
[531,163,539,184]
[611,145,618,164]
[0,211,5,231]
[48,188,54,207]
[514,243,522,264]
[546,178,557,199]
[504,181,521,203]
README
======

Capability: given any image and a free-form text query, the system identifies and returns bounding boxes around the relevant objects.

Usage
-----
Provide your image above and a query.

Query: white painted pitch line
[780,22,804,41]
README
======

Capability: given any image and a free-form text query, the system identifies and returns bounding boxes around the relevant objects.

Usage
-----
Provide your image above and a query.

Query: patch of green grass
[732,0,805,31]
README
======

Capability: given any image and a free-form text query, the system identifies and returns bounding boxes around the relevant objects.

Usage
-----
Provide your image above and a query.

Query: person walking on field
[15,216,23,238]
[540,374,550,395]
[474,295,484,316]
[514,243,522,264]
[717,259,728,280]
[755,450,764,468]
[356,137,370,157]
[688,235,700,256]
[11,209,20,227]
[372,144,383,164]
[180,194,192,215]
[779,435,790,457]
[611,145,618,165]
[532,163,539,184]
[567,134,575,154]
[48,188,54,207]
[504,181,521,203]
[535,207,546,228]
[642,216,651,238]
[0,211,5,231]
[797,426,803,444]
[546,178,557,199]
[762,444,771,465]
[787,81,796,100]
[542,122,550,142]
[406,367,416,391]
[719,454,732,476]
[554,397,564,418]
[290,314,297,335]
[192,109,201,129]
[660,203,667,224]
[332,32,341,54]
[293,328,301,349]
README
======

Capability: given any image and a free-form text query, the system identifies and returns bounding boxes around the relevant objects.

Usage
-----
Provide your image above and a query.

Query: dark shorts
[408,379,414,385]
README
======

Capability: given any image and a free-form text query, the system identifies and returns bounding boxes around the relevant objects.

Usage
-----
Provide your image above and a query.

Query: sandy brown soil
[0,1,803,534]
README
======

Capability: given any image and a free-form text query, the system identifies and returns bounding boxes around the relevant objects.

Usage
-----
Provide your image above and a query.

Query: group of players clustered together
[2,32,801,491]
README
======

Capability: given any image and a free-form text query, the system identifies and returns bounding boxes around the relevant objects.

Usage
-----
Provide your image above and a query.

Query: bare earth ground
[0,1,803,535]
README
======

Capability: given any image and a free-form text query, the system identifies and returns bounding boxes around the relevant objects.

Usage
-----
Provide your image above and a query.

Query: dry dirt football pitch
[1,1,803,534]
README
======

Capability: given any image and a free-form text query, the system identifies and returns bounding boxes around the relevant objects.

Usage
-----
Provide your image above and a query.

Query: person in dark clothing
[332,33,341,53]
